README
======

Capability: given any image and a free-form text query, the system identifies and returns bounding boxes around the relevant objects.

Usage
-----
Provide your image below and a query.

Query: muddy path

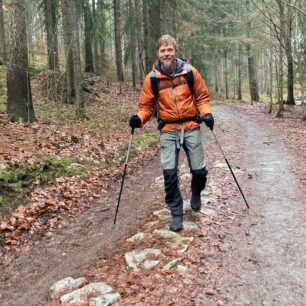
[0,154,165,306]
[0,104,305,305]
[214,105,306,305]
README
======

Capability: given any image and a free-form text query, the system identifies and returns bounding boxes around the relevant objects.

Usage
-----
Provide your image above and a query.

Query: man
[129,35,214,232]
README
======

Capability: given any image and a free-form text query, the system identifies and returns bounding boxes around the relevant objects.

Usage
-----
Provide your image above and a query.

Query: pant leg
[160,132,183,217]
[183,129,208,195]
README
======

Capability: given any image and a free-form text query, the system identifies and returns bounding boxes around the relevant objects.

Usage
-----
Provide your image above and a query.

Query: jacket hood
[154,57,186,76]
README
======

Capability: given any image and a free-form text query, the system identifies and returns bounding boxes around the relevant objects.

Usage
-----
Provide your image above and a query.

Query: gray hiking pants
[160,128,207,217]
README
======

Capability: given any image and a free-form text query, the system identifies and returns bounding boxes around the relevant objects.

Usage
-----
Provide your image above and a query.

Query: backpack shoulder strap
[150,71,159,99]
[186,64,194,95]
[150,71,160,119]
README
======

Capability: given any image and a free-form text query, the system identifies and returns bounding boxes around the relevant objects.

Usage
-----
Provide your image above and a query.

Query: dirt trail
[0,105,305,305]
[0,155,165,306]
[214,106,306,305]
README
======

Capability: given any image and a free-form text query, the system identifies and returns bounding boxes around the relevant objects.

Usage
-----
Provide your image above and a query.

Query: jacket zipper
[171,79,182,121]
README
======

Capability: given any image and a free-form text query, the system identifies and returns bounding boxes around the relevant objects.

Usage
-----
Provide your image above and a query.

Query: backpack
[150,64,195,120]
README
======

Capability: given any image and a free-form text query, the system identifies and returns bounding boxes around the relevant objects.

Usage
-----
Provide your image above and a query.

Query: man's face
[158,43,177,72]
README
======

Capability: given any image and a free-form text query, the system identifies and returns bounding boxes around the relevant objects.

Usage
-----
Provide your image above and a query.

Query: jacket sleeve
[192,67,212,116]
[137,74,156,126]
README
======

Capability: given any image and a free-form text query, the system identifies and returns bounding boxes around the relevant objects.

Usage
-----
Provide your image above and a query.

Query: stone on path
[166,236,194,253]
[89,292,121,306]
[162,258,184,271]
[195,207,216,217]
[143,260,160,269]
[183,221,198,231]
[177,265,188,272]
[60,282,113,305]
[125,248,161,270]
[153,229,179,238]
[212,160,229,171]
[50,277,86,298]
[126,232,145,243]
[153,209,170,220]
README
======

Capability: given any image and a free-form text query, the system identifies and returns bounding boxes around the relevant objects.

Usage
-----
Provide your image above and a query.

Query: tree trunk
[97,0,106,74]
[285,40,295,104]
[246,0,259,102]
[142,0,150,73]
[237,43,242,101]
[268,40,273,113]
[278,42,285,114]
[84,0,94,73]
[148,0,161,63]
[61,0,83,116]
[113,0,124,82]
[61,0,76,103]
[134,0,144,84]
[214,52,219,94]
[72,3,84,118]
[276,0,285,114]
[43,0,59,70]
[0,0,7,65]
[224,49,229,99]
[6,0,36,123]
[92,0,99,73]
[129,0,136,88]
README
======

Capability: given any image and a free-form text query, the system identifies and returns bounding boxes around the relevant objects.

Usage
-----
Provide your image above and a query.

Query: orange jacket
[137,58,211,132]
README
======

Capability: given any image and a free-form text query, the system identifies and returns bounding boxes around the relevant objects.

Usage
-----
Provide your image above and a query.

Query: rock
[212,161,229,171]
[60,282,113,304]
[143,260,160,269]
[201,189,212,196]
[154,176,164,184]
[183,200,191,212]
[162,258,184,271]
[126,232,145,243]
[176,265,188,272]
[50,277,86,298]
[180,173,191,181]
[197,208,215,217]
[207,182,217,193]
[89,292,121,306]
[183,221,198,231]
[125,248,161,270]
[153,229,179,238]
[145,221,159,229]
[178,245,189,254]
[198,268,206,274]
[166,236,194,252]
[153,209,170,220]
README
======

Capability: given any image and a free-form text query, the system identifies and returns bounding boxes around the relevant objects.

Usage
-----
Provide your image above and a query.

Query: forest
[0,1,306,305]
[0,0,306,122]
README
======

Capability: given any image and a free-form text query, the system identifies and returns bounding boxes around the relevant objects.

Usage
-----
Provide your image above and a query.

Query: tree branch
[281,1,306,15]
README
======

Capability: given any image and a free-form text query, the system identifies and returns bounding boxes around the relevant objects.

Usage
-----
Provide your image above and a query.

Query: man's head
[157,35,177,74]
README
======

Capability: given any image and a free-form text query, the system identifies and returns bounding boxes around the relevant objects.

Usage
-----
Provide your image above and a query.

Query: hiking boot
[169,216,183,232]
[190,195,201,211]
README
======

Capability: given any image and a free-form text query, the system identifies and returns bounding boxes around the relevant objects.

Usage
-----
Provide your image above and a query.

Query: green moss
[0,156,87,212]
[28,54,48,77]
[133,132,157,150]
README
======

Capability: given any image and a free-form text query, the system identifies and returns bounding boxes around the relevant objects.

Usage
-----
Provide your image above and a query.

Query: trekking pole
[211,130,250,209]
[113,128,135,225]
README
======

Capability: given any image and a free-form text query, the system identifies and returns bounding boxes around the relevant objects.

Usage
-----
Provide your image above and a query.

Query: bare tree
[84,0,94,73]
[0,0,7,65]
[6,0,36,123]
[43,0,59,70]
[113,0,124,81]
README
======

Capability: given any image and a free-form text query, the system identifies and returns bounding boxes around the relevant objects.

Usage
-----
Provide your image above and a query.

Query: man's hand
[129,114,141,130]
[202,113,214,130]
